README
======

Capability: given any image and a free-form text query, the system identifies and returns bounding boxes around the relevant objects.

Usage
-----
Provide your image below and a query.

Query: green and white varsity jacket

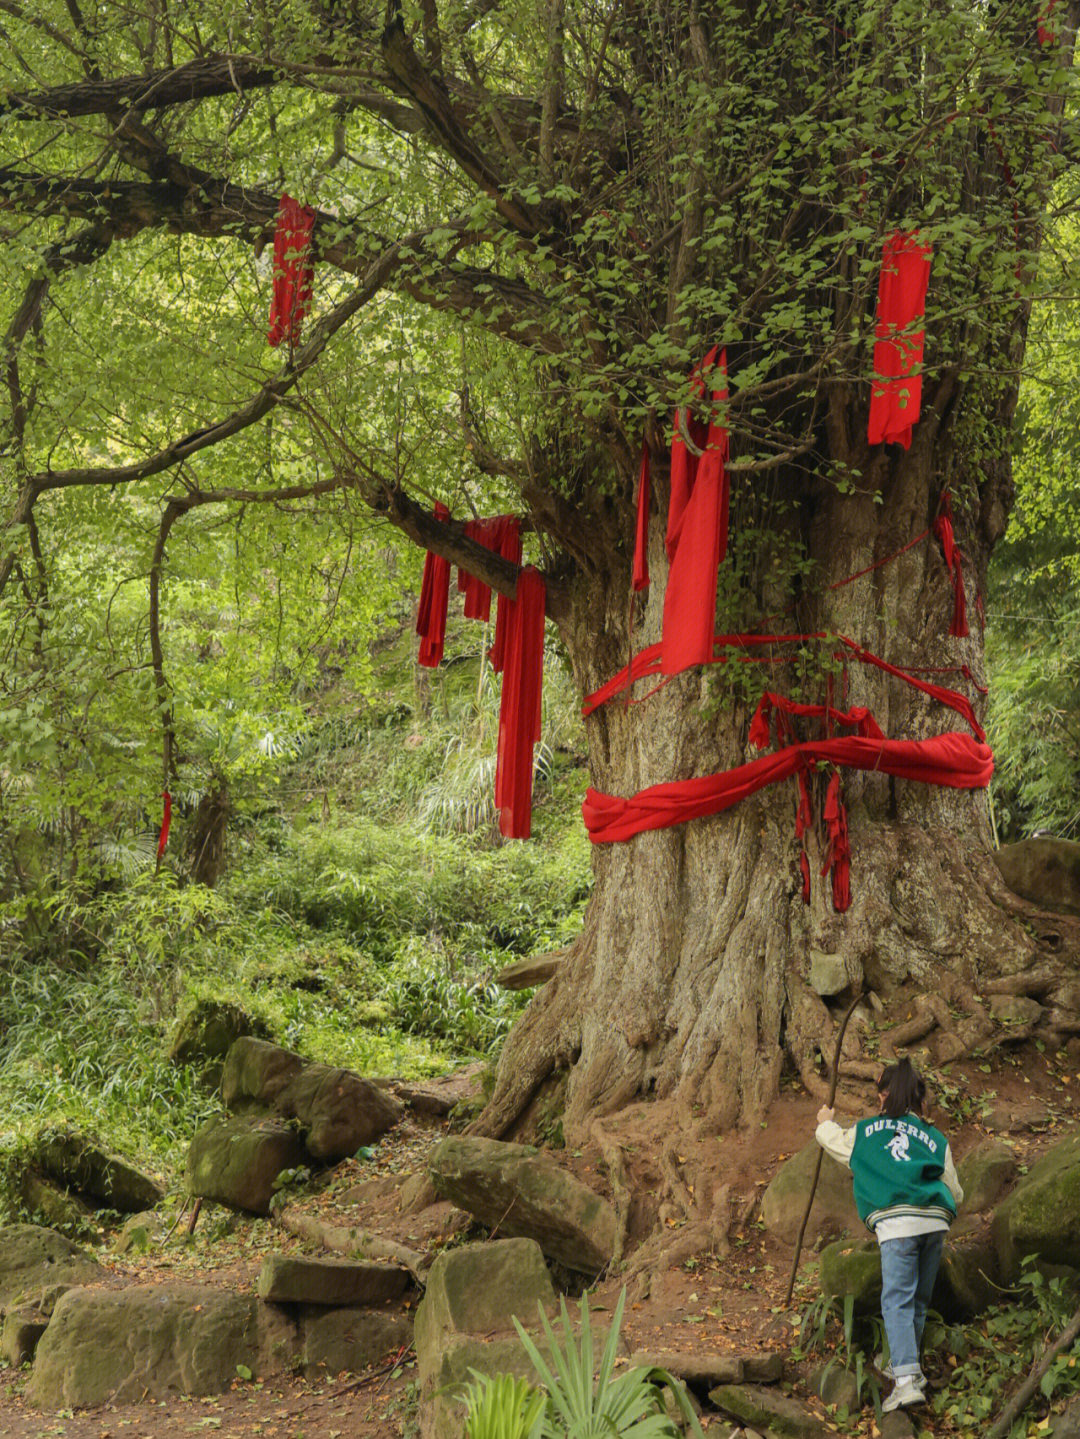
[816,1112,963,1233]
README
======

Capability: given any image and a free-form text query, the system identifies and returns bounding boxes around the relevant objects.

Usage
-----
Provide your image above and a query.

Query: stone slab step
[257,1253,412,1306]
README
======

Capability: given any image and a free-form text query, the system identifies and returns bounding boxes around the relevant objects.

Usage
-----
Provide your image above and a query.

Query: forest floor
[0,1044,1076,1439]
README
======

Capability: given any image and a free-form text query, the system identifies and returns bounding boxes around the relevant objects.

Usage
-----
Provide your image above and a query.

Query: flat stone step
[257,1253,412,1306]
[630,1350,785,1385]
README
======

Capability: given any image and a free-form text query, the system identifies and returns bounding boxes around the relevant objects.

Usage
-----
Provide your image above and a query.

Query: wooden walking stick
[783,988,865,1307]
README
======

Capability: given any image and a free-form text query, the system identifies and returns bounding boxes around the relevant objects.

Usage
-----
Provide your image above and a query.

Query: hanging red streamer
[1038,0,1059,44]
[582,730,993,845]
[494,567,546,839]
[157,790,172,860]
[267,194,316,348]
[633,447,651,592]
[416,503,452,668]
[456,515,522,628]
[933,495,969,638]
[489,518,524,674]
[867,231,933,450]
[662,348,729,676]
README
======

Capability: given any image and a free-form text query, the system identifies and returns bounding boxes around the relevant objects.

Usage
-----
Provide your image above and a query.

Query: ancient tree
[3,0,1080,1203]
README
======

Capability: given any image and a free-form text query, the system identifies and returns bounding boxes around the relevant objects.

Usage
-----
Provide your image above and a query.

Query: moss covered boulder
[992,1130,1080,1280]
[957,1138,1018,1214]
[169,999,268,1082]
[32,1128,163,1212]
[221,1037,403,1162]
[0,1225,101,1311]
[819,1237,882,1313]
[186,1115,307,1215]
[429,1137,616,1273]
[761,1140,861,1246]
[27,1283,297,1405]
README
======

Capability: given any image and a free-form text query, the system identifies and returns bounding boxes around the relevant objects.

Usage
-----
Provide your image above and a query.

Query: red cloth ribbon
[495,567,546,839]
[416,503,451,668]
[867,231,933,449]
[157,790,172,860]
[633,446,651,592]
[749,692,884,750]
[933,495,969,638]
[582,730,993,844]
[458,516,519,623]
[1039,0,1059,44]
[582,631,985,741]
[488,518,524,673]
[663,348,729,676]
[822,772,851,912]
[267,194,316,348]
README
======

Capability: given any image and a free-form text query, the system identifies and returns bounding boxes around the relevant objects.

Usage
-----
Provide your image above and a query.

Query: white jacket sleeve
[942,1144,964,1206]
[815,1119,856,1168]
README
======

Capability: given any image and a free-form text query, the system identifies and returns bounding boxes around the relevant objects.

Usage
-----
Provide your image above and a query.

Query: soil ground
[1,1043,1077,1439]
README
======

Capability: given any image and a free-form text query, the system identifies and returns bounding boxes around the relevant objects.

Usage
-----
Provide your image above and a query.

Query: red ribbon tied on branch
[157,790,172,860]
[267,194,316,348]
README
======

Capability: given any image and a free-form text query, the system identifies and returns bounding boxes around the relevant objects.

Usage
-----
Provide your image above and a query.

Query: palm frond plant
[505,1288,704,1439]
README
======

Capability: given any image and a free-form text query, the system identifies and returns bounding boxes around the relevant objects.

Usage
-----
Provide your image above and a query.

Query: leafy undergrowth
[0,629,592,1225]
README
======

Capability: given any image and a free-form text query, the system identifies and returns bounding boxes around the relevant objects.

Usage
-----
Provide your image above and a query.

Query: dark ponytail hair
[878,1057,927,1118]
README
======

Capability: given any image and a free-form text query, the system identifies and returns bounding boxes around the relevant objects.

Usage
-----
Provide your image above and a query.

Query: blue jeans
[879,1231,946,1381]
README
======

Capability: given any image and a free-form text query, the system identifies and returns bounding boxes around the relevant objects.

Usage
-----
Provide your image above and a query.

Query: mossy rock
[32,1128,163,1213]
[957,1138,1017,1214]
[169,999,269,1076]
[0,1224,101,1311]
[186,1115,307,1215]
[819,1237,881,1313]
[992,1130,1080,1281]
[761,1140,860,1246]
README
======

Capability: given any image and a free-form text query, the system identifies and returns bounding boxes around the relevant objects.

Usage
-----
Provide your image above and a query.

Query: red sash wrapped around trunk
[495,567,546,839]
[867,231,932,449]
[582,730,993,844]
[933,495,969,638]
[416,503,451,668]
[267,194,316,348]
[662,348,729,676]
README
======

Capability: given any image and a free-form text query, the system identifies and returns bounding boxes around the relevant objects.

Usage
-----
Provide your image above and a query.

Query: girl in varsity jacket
[815,1058,964,1415]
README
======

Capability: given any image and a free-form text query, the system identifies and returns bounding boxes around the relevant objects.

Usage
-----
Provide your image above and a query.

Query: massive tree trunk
[475,379,1076,1150]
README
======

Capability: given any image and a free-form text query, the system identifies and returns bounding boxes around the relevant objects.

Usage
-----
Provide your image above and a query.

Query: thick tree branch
[1,54,279,117]
[0,168,562,353]
[380,12,547,236]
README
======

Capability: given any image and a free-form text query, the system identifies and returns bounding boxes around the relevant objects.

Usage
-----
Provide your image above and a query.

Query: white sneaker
[882,1376,926,1412]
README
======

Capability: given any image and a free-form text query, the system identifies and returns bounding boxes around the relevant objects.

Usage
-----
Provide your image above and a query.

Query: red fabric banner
[489,518,524,673]
[416,502,451,668]
[267,194,316,348]
[633,447,651,592]
[662,348,729,676]
[458,515,519,624]
[582,730,993,845]
[495,567,546,839]
[933,496,969,638]
[1039,0,1059,44]
[867,231,933,449]
[157,790,172,860]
